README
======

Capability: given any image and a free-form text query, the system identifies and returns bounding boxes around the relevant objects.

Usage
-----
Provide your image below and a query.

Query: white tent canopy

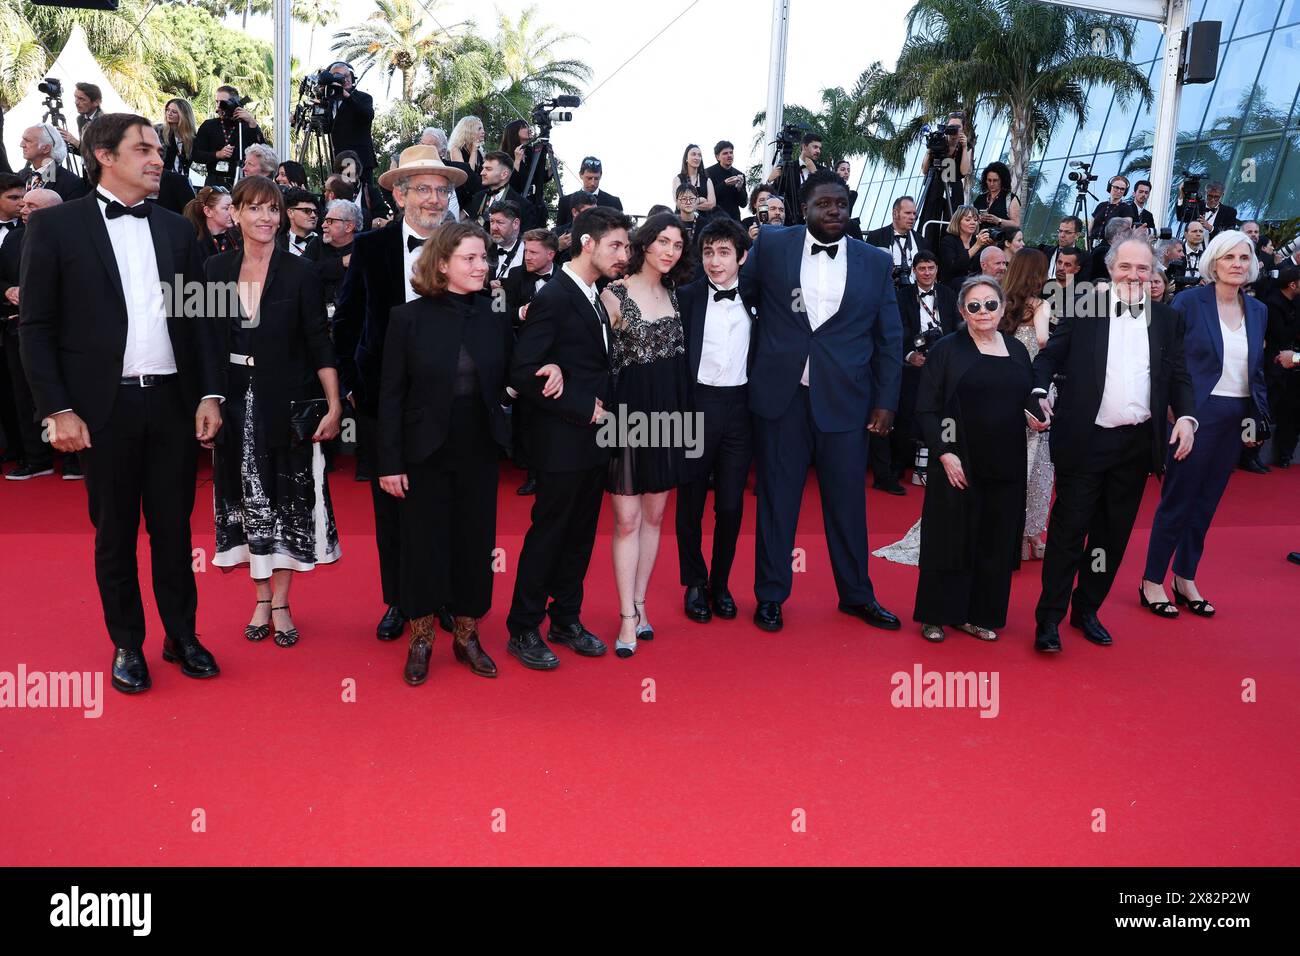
[3,24,132,166]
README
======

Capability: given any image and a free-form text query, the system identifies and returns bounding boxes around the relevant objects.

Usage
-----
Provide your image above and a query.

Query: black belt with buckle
[120,374,177,387]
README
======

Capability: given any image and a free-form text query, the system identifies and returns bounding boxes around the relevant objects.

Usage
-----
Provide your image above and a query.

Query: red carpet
[1,457,1297,866]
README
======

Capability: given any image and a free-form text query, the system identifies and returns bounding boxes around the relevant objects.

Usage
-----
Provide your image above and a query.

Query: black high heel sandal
[1139,584,1179,618]
[271,604,300,647]
[1172,585,1215,618]
[245,599,272,641]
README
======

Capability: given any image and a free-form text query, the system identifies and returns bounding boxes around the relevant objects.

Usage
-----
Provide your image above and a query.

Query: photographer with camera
[917,112,972,246]
[866,196,929,288]
[1089,174,1139,245]
[706,141,749,222]
[1177,178,1237,237]
[502,119,550,221]
[765,131,823,225]
[938,205,992,291]
[55,82,103,156]
[973,161,1021,233]
[16,124,87,200]
[192,86,264,189]
[318,62,376,183]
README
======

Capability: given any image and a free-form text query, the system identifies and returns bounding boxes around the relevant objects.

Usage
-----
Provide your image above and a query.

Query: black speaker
[1183,20,1222,85]
[30,1,119,8]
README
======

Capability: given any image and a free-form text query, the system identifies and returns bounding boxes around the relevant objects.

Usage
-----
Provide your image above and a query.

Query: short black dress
[606,284,690,495]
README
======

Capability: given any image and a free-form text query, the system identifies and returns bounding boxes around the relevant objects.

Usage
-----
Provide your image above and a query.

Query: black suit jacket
[205,246,335,448]
[18,164,89,201]
[332,220,405,414]
[1090,199,1140,242]
[898,283,960,350]
[470,186,535,230]
[1176,200,1239,237]
[277,231,321,260]
[330,90,376,170]
[1030,296,1195,476]
[18,194,221,429]
[676,277,758,392]
[1263,289,1300,360]
[509,270,613,471]
[865,226,930,255]
[0,224,22,321]
[154,170,196,216]
[501,265,556,328]
[1036,242,1091,279]
[557,189,623,227]
[378,293,513,475]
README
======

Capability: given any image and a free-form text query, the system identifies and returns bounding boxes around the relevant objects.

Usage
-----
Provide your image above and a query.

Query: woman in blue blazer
[1140,230,1270,617]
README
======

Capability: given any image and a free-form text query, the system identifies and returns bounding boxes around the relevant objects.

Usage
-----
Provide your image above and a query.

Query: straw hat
[377,145,468,191]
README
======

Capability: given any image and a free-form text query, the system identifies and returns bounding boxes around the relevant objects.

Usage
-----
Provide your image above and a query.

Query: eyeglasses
[323,217,351,225]
[406,184,452,199]
[290,207,318,215]
[963,299,1002,314]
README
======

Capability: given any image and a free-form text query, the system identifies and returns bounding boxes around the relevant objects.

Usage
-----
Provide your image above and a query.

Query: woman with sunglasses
[183,185,240,262]
[911,277,1044,642]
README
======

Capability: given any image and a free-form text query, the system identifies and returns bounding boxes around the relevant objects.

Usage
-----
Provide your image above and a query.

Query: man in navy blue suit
[740,169,904,632]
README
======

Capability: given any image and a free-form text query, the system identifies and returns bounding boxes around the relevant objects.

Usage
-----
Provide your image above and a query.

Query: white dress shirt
[98,188,176,378]
[1210,319,1250,398]
[904,284,942,362]
[562,262,608,352]
[401,219,428,304]
[1094,294,1152,427]
[887,230,917,268]
[493,237,525,282]
[798,230,847,386]
[697,282,750,387]
[287,231,312,257]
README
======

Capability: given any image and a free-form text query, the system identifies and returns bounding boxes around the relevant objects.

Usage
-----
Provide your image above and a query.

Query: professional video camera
[38,77,62,99]
[773,120,810,165]
[1067,160,1098,191]
[530,95,579,137]
[892,263,913,288]
[1179,170,1205,224]
[1165,256,1200,292]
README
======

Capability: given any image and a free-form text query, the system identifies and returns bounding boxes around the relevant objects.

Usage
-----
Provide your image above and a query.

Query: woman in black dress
[378,223,564,685]
[913,276,1044,642]
[207,176,343,647]
[938,205,994,292]
[158,98,196,176]
[671,144,717,219]
[599,213,693,658]
[973,161,1022,233]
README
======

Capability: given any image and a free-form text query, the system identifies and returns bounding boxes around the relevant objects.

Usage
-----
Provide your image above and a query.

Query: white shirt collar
[96,186,147,212]
[803,230,843,255]
[562,261,596,302]
[402,218,431,248]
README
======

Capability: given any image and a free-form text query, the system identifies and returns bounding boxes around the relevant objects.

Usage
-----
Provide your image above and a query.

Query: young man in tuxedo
[333,145,466,641]
[470,152,531,230]
[501,229,560,497]
[505,206,632,669]
[1037,216,1091,280]
[1130,180,1157,232]
[556,156,623,227]
[676,217,756,623]
[19,114,224,694]
[1027,236,1197,652]
[279,187,322,259]
[740,169,903,633]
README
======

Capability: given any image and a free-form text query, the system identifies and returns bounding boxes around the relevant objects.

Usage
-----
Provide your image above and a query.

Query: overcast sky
[239,0,913,214]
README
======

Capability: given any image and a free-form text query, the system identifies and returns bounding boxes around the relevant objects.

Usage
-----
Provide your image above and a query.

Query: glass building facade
[854,0,1300,240]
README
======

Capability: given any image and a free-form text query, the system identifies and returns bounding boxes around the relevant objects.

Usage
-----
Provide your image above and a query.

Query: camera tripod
[295,122,334,191]
[917,160,955,250]
[41,94,83,179]
[1068,184,1099,251]
[768,140,806,225]
[521,136,560,224]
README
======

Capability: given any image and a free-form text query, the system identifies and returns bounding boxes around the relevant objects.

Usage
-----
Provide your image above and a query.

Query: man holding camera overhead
[319,62,376,185]
[192,86,264,189]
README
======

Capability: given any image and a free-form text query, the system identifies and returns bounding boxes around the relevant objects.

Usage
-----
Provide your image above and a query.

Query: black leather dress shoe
[872,481,906,496]
[376,605,406,641]
[161,635,220,678]
[1070,611,1112,646]
[506,629,560,670]
[711,586,737,619]
[1289,552,1300,566]
[437,607,454,633]
[684,585,712,623]
[1239,458,1269,474]
[838,600,901,630]
[548,621,607,656]
[1034,622,1061,653]
[111,648,152,694]
[516,477,537,495]
[754,601,783,632]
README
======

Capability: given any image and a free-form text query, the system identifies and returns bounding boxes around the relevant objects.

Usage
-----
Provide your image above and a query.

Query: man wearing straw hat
[334,145,466,642]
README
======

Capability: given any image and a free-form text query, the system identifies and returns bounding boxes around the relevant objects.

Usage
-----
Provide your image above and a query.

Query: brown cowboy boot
[452,616,498,678]
[403,614,438,686]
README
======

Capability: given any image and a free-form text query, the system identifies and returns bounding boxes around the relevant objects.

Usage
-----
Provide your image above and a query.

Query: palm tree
[294,0,338,68]
[864,0,1152,199]
[492,4,590,101]
[331,0,465,103]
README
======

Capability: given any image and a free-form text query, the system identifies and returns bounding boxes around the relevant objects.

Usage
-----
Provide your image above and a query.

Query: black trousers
[506,464,605,635]
[3,322,49,467]
[676,384,751,589]
[356,409,402,607]
[1036,423,1150,625]
[754,385,875,605]
[1267,368,1300,462]
[398,399,499,620]
[80,378,199,651]
[868,366,919,482]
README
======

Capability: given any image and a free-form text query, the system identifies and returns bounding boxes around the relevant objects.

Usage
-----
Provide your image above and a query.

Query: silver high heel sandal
[615,611,638,658]
[633,598,654,641]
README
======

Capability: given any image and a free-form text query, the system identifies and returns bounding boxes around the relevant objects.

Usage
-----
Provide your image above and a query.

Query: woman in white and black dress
[599,213,693,658]
[672,144,717,219]
[207,176,343,648]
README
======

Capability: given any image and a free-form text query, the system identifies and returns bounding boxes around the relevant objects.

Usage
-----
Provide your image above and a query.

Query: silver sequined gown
[1015,305,1054,538]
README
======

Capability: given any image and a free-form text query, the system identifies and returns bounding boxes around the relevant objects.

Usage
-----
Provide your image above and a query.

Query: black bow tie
[811,242,838,259]
[407,235,425,252]
[712,287,738,302]
[0,220,15,229]
[98,194,151,220]
[919,288,934,298]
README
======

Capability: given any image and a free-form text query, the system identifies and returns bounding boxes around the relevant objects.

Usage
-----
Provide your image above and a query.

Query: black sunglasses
[963,298,1001,314]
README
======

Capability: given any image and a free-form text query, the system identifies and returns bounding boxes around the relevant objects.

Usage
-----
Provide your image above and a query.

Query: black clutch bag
[289,398,329,445]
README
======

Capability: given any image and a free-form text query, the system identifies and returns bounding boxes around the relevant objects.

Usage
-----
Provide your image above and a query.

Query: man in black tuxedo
[486,199,525,284]
[278,187,322,260]
[56,82,103,157]
[1089,175,1139,244]
[740,169,903,633]
[889,251,959,482]
[1130,179,1157,233]
[1177,180,1238,238]
[19,114,224,693]
[676,217,756,623]
[706,141,750,222]
[469,152,532,230]
[505,206,631,669]
[1027,236,1197,653]
[16,124,88,201]
[322,63,377,182]
[334,145,466,641]
[556,156,623,227]
[865,195,930,269]
[1037,216,1091,280]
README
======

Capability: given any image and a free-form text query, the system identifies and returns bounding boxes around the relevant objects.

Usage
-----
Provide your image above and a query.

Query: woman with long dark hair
[672,144,717,216]
[598,214,694,657]
[276,160,309,190]
[158,98,196,175]
[973,161,1021,232]
[183,185,240,261]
